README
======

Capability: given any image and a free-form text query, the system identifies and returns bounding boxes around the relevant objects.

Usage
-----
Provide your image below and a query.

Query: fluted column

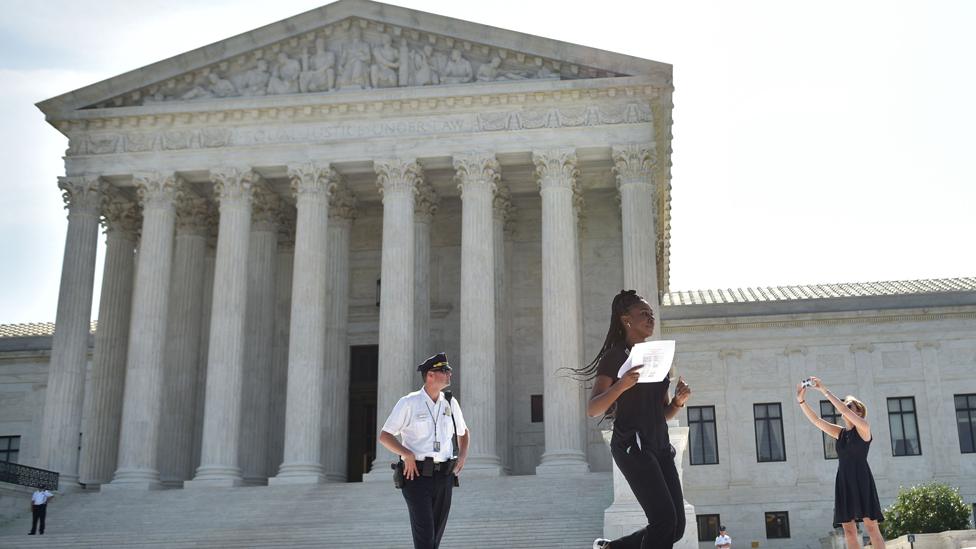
[188,168,254,487]
[455,153,502,475]
[39,176,102,488]
[321,184,357,482]
[268,216,295,477]
[271,164,334,484]
[239,183,280,485]
[612,145,660,319]
[493,187,514,472]
[110,173,180,489]
[78,194,139,486]
[191,224,217,473]
[533,150,589,474]
[414,182,438,364]
[157,193,210,486]
[367,159,421,477]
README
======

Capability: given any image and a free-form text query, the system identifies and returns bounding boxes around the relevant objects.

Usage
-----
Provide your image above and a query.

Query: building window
[888,397,922,456]
[955,394,976,454]
[688,406,719,465]
[696,514,721,542]
[0,436,20,463]
[530,395,543,423]
[765,511,791,538]
[754,403,786,462]
[820,400,841,459]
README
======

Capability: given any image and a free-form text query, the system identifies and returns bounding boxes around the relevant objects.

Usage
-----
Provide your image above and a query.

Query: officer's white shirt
[31,490,53,505]
[382,388,468,462]
[715,534,731,546]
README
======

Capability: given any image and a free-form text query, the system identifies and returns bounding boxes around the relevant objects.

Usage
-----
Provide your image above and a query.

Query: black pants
[608,438,685,549]
[30,504,46,534]
[401,469,454,549]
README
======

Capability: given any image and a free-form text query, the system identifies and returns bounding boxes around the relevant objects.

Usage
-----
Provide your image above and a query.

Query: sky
[1,0,974,324]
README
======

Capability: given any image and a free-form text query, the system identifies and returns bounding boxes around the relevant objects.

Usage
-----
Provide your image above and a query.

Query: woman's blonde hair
[844,396,867,418]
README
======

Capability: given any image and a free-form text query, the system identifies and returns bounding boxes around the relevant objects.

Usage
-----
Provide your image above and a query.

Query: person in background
[714,525,731,549]
[29,484,54,535]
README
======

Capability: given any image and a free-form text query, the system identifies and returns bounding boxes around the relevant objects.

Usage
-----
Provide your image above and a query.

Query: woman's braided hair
[570,289,647,381]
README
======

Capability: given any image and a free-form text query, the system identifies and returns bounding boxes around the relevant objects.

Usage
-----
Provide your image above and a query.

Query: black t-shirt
[596,341,671,452]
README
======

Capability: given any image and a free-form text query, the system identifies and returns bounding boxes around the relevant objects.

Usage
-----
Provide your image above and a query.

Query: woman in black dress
[582,290,692,549]
[797,376,885,548]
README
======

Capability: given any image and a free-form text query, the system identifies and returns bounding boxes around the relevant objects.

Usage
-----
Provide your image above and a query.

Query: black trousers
[401,469,454,549]
[30,504,46,534]
[608,438,685,549]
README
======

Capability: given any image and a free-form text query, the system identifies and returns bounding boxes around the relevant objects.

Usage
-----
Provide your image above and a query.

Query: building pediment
[37,0,671,118]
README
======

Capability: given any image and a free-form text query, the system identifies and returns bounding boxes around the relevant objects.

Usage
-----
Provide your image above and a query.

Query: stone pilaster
[612,145,660,317]
[366,159,421,478]
[493,187,514,473]
[188,168,254,487]
[40,175,103,488]
[849,343,888,480]
[784,346,817,484]
[455,153,503,475]
[414,182,438,365]
[533,149,589,475]
[270,164,335,484]
[321,183,357,482]
[917,341,957,477]
[720,349,752,487]
[78,193,138,486]
[110,172,180,489]
[157,192,210,486]
[268,214,295,476]
[239,182,280,485]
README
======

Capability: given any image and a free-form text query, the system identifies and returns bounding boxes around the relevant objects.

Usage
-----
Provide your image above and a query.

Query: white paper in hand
[617,340,675,383]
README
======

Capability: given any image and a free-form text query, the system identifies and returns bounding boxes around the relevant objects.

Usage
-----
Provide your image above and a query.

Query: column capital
[329,181,358,222]
[915,341,941,351]
[375,159,423,199]
[175,193,213,237]
[453,153,500,196]
[493,185,515,224]
[134,172,180,211]
[277,213,296,251]
[611,144,657,188]
[211,168,255,204]
[252,181,282,231]
[58,175,104,216]
[849,343,876,354]
[288,163,336,199]
[101,192,142,238]
[532,149,578,191]
[784,345,808,356]
[414,181,439,223]
[718,348,742,360]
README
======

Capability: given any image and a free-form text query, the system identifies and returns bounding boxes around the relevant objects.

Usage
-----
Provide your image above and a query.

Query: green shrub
[881,482,971,539]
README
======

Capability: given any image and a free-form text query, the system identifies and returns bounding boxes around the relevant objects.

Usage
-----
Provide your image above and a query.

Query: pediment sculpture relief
[97,20,618,108]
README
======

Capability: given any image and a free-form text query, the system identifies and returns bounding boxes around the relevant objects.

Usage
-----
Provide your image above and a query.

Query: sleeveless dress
[833,427,884,527]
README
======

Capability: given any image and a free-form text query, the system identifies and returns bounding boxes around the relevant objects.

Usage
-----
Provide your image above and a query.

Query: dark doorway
[346,344,378,482]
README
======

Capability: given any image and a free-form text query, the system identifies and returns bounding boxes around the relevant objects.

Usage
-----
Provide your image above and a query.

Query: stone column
[367,159,420,476]
[271,164,334,485]
[850,343,888,480]
[493,187,514,472]
[157,193,210,486]
[784,346,818,484]
[239,183,280,485]
[268,215,295,477]
[414,182,438,364]
[188,168,254,487]
[612,145,660,317]
[720,349,752,487]
[917,341,957,477]
[39,175,102,488]
[321,183,357,482]
[533,149,589,475]
[78,194,139,486]
[455,153,503,475]
[110,172,180,489]
[191,225,217,473]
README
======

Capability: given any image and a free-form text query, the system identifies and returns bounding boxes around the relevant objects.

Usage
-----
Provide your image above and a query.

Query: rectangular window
[955,394,976,454]
[530,394,543,423]
[888,397,922,456]
[754,403,786,462]
[688,406,719,465]
[820,400,841,459]
[0,436,19,463]
[696,514,721,542]
[765,511,791,538]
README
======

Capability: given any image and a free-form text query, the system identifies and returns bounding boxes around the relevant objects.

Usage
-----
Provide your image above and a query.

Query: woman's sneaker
[593,539,611,549]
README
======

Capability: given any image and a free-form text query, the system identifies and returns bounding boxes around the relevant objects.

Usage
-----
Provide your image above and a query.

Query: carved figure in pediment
[441,48,473,84]
[237,60,270,96]
[535,65,558,79]
[268,52,301,95]
[370,34,399,88]
[299,38,336,93]
[476,55,527,82]
[182,73,237,101]
[337,26,372,89]
[142,90,172,105]
[410,45,436,86]
[430,49,449,85]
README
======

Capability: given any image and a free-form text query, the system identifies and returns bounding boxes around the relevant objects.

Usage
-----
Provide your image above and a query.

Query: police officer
[379,352,469,549]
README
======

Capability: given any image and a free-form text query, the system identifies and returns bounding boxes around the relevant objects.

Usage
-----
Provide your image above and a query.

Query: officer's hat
[417,352,451,375]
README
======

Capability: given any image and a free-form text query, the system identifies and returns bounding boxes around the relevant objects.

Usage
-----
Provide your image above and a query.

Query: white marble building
[1,1,975,547]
